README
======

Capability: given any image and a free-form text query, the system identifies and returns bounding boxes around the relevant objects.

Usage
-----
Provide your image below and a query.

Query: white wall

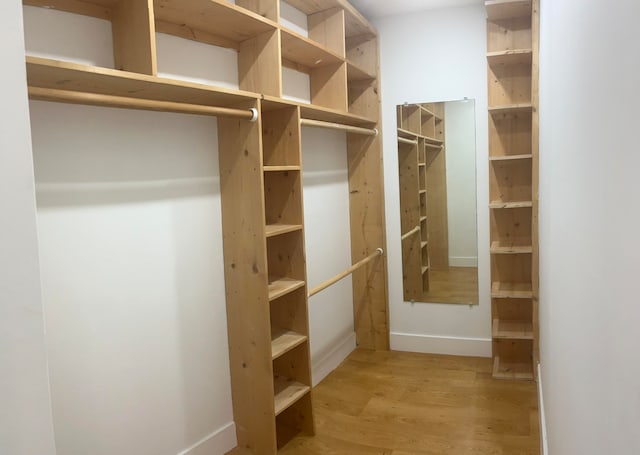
[375,5,491,356]
[539,1,640,453]
[444,100,478,267]
[23,5,355,453]
[0,3,56,455]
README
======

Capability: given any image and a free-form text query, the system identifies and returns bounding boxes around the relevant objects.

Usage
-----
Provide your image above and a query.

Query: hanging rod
[401,226,420,241]
[308,248,383,298]
[300,118,378,136]
[425,143,442,150]
[28,87,259,121]
[398,137,417,145]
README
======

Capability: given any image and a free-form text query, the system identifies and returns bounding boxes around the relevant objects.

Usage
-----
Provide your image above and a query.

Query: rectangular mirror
[397,99,478,305]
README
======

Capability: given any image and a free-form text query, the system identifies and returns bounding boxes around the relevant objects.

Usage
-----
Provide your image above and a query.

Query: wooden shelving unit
[23,0,389,452]
[486,0,539,381]
[397,102,447,300]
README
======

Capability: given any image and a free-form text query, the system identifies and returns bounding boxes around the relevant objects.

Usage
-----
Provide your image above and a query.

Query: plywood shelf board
[491,282,533,298]
[492,356,534,380]
[154,0,277,43]
[488,104,533,114]
[281,28,344,69]
[347,61,376,82]
[490,241,532,254]
[489,200,533,209]
[268,278,306,301]
[487,49,533,65]
[485,0,532,20]
[489,154,533,161]
[492,319,533,339]
[26,57,259,107]
[274,377,311,416]
[262,96,375,126]
[265,224,304,238]
[264,165,302,172]
[271,329,308,360]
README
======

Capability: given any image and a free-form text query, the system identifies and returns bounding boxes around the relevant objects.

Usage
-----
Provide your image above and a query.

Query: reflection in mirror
[397,100,478,305]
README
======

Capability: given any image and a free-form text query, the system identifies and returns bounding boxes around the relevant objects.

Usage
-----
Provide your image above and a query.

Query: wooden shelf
[489,104,533,115]
[274,377,311,416]
[263,165,301,172]
[421,241,428,249]
[419,189,427,195]
[489,154,533,162]
[491,282,533,299]
[492,356,534,380]
[397,127,419,139]
[281,28,344,69]
[490,241,532,254]
[271,329,307,360]
[265,224,303,238]
[262,96,376,126]
[492,319,533,340]
[489,200,533,209]
[268,277,306,301]
[154,0,277,44]
[487,49,533,66]
[420,216,427,222]
[26,57,258,107]
[419,105,436,118]
[421,266,429,275]
[485,0,532,20]
[347,61,376,82]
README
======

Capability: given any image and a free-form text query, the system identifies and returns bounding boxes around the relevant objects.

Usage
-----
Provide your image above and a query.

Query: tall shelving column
[486,0,539,380]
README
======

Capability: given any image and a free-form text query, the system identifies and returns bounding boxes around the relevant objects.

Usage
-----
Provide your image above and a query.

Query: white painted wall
[538,1,640,453]
[23,5,355,453]
[375,5,491,356]
[444,99,478,268]
[0,3,56,454]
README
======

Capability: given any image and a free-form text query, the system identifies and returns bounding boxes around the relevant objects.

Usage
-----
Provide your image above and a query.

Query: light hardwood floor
[422,266,479,305]
[278,349,539,454]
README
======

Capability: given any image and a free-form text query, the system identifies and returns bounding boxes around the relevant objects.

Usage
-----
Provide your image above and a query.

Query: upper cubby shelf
[283,0,376,38]
[485,0,532,20]
[154,0,277,44]
[347,61,376,82]
[487,49,532,66]
[281,28,343,69]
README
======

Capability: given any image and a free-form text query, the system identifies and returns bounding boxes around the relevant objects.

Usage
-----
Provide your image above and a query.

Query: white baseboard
[177,422,237,455]
[390,332,491,357]
[448,256,478,267]
[538,363,548,455]
[311,332,357,386]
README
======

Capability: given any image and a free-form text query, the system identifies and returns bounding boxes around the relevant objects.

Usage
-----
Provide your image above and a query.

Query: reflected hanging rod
[308,248,384,298]
[398,137,417,145]
[401,226,420,241]
[425,143,442,150]
[300,118,378,136]
[28,87,259,121]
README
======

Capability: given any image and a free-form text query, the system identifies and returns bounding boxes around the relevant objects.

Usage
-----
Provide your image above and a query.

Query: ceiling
[349,0,484,19]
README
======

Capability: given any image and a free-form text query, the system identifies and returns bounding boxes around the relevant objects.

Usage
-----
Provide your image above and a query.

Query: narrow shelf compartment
[347,61,376,82]
[485,0,532,21]
[421,265,429,275]
[490,241,532,254]
[281,28,344,69]
[268,278,306,301]
[263,96,376,126]
[487,49,533,65]
[489,201,533,209]
[271,329,308,360]
[489,154,533,162]
[492,319,533,340]
[274,377,311,416]
[491,282,533,299]
[489,104,533,114]
[154,0,277,43]
[492,356,534,380]
[265,224,304,238]
[421,241,428,249]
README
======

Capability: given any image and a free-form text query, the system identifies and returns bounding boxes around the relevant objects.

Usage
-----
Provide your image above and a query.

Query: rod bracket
[249,108,259,122]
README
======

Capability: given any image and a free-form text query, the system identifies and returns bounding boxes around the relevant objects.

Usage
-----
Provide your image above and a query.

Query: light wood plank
[112,0,157,75]
[271,329,308,360]
[489,154,532,161]
[485,0,532,20]
[492,319,534,339]
[281,28,344,69]
[489,200,533,209]
[23,0,113,19]
[265,224,303,238]
[490,241,532,254]
[268,278,306,301]
[487,49,532,65]
[491,282,533,299]
[274,377,311,416]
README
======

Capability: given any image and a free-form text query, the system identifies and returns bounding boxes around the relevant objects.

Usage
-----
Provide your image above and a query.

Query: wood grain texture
[112,0,157,75]
[271,349,540,454]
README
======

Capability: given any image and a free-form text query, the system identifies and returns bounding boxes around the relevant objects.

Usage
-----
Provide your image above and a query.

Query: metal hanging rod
[398,137,417,145]
[28,87,259,121]
[425,143,443,150]
[308,248,383,298]
[300,118,378,136]
[401,226,420,241]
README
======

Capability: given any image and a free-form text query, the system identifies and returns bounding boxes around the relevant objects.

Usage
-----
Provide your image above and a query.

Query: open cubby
[264,170,303,232]
[398,142,420,234]
[487,15,532,53]
[270,287,309,346]
[490,205,532,250]
[419,191,427,218]
[492,339,534,380]
[489,111,533,157]
[492,298,533,340]
[267,230,306,283]
[400,104,421,135]
[490,159,533,204]
[401,231,422,301]
[420,216,428,242]
[262,107,302,168]
[275,391,313,448]
[491,253,532,299]
[420,106,436,137]
[488,58,532,107]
